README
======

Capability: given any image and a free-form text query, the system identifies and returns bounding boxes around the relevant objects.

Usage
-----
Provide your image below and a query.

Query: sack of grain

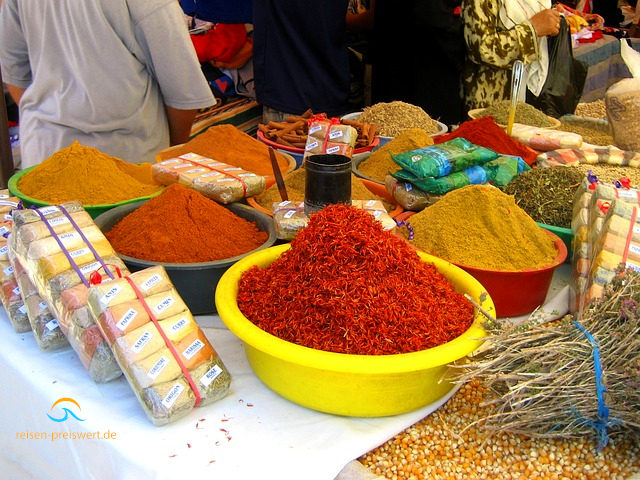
[605,78,640,152]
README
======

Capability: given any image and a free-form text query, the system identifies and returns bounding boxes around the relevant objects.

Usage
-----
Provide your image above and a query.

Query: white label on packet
[12,286,20,295]
[162,383,185,409]
[617,189,639,200]
[39,301,48,311]
[200,364,223,388]
[633,225,640,235]
[278,201,292,207]
[18,304,27,314]
[182,339,205,360]
[159,158,181,166]
[405,183,413,191]
[116,308,138,331]
[147,356,169,380]
[216,178,235,183]
[46,319,59,332]
[132,331,153,354]
[58,231,81,247]
[79,261,102,275]
[238,173,256,177]
[411,155,421,163]
[48,216,70,227]
[629,244,640,256]
[308,125,322,135]
[326,146,340,154]
[38,206,59,216]
[0,245,8,255]
[284,210,296,219]
[169,316,189,333]
[4,214,11,221]
[372,211,382,218]
[0,226,9,236]
[329,130,343,139]
[626,260,640,272]
[305,140,319,151]
[3,265,13,276]
[0,194,8,199]
[199,172,222,179]
[69,247,90,258]
[140,273,162,292]
[185,168,207,174]
[365,200,376,207]
[180,153,208,161]
[153,296,175,315]
[98,284,123,307]
[223,167,242,172]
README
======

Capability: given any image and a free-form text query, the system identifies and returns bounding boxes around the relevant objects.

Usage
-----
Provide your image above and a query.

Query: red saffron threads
[236,204,475,355]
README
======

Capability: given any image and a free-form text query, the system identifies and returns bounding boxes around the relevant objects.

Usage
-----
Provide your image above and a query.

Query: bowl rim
[215,243,491,374]
[8,166,164,209]
[94,200,277,269]
[340,111,449,138]
[256,129,380,154]
[396,210,568,274]
[467,108,562,130]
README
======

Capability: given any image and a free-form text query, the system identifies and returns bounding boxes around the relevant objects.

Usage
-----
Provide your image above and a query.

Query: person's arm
[6,83,25,105]
[165,106,199,145]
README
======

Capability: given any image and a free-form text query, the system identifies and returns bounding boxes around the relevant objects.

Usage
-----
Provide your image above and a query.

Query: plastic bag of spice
[0,259,30,333]
[87,265,232,425]
[484,155,530,187]
[392,165,491,195]
[152,153,266,204]
[384,175,441,211]
[10,202,126,382]
[391,138,498,179]
[303,118,357,161]
[10,253,67,350]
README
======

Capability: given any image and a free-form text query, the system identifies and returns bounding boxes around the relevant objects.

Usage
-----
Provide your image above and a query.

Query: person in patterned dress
[461,0,562,110]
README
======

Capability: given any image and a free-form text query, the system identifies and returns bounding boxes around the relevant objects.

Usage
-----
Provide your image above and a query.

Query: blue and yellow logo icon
[47,398,86,422]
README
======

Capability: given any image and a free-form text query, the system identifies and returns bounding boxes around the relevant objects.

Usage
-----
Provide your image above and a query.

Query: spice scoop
[269,147,288,201]
[506,60,524,136]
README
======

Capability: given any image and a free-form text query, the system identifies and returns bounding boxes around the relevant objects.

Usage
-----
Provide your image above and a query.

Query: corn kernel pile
[360,379,640,480]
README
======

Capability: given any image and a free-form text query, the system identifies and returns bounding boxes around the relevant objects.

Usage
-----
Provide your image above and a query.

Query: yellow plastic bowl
[215,244,493,417]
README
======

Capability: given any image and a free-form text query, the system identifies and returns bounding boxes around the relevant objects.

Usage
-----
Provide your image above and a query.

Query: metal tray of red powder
[94,201,276,314]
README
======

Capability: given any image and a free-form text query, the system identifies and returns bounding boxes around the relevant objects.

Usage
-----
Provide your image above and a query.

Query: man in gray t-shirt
[0,0,215,168]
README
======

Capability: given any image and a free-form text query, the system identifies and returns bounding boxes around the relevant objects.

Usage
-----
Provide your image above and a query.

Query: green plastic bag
[391,137,498,178]
[392,165,491,195]
[485,155,530,187]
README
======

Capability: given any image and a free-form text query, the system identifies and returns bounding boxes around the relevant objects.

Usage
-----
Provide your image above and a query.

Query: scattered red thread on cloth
[237,204,475,355]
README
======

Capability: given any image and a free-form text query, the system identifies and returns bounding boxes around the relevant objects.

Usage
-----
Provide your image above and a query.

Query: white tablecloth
[0,265,571,480]
[0,312,457,480]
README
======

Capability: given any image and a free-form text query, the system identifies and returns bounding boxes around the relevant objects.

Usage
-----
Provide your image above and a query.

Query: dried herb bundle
[455,269,640,450]
[501,166,584,228]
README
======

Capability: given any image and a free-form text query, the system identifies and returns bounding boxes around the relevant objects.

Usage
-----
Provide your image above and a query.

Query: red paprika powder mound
[106,184,268,263]
[435,116,538,165]
[237,203,475,355]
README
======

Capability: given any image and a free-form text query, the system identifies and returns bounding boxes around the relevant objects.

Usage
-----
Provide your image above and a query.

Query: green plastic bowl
[536,222,573,263]
[8,166,164,219]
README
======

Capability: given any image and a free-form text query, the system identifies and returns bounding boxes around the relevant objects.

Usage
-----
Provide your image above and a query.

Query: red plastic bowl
[395,211,567,318]
[256,130,380,155]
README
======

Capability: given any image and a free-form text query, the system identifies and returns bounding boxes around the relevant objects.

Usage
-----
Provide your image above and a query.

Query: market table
[0,266,571,480]
[574,35,640,102]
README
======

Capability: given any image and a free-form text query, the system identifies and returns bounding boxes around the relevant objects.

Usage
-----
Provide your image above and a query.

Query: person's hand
[529,8,562,37]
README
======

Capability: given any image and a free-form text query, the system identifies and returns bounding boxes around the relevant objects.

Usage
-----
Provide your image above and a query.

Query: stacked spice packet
[152,153,265,204]
[10,202,125,382]
[570,179,640,312]
[87,265,231,425]
[273,200,396,240]
[0,190,31,333]
[303,116,358,162]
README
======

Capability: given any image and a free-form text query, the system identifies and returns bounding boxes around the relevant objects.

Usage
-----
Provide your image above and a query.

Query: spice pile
[253,168,394,213]
[558,119,615,146]
[434,116,537,165]
[18,141,162,205]
[403,185,557,271]
[357,128,434,183]
[237,203,474,355]
[477,101,553,128]
[578,164,640,187]
[155,124,291,177]
[359,378,640,480]
[501,166,585,228]
[358,101,440,136]
[575,99,607,118]
[106,184,268,263]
